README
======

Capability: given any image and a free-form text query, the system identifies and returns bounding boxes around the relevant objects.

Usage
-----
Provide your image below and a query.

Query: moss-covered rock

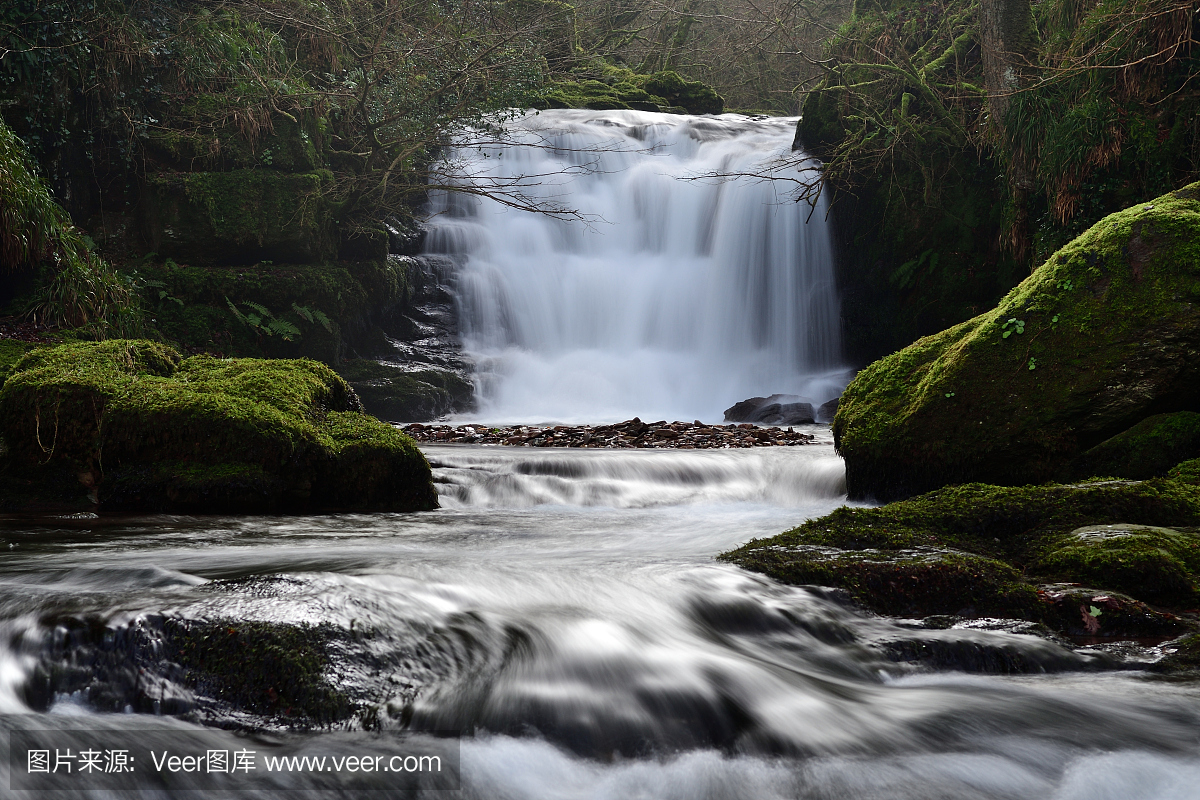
[536,65,724,115]
[835,184,1200,501]
[0,339,38,386]
[163,618,352,724]
[142,169,336,265]
[721,479,1200,629]
[336,360,474,421]
[1154,633,1200,672]
[1033,525,1200,606]
[1071,412,1200,481]
[729,543,1037,617]
[1168,458,1200,485]
[0,340,437,512]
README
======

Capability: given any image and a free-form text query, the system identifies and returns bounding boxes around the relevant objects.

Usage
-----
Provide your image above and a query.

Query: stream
[2,444,1199,798]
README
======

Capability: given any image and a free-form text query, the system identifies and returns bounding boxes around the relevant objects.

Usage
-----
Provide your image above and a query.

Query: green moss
[1168,458,1200,485]
[1034,525,1200,605]
[1154,633,1200,672]
[835,183,1200,501]
[732,543,1036,617]
[752,481,1200,562]
[164,618,352,724]
[535,64,724,115]
[0,340,437,512]
[336,360,474,421]
[1072,412,1200,480]
[0,339,38,386]
[143,169,336,265]
[145,116,322,173]
[721,479,1200,621]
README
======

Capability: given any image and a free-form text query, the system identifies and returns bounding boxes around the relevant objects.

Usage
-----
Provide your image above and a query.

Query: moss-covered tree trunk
[979,0,1038,258]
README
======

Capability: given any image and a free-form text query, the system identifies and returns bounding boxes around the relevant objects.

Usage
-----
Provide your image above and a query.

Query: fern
[266,318,301,340]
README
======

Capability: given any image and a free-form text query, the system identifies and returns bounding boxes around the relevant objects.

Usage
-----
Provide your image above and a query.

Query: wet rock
[1152,632,1200,672]
[336,359,474,422]
[724,397,767,421]
[724,394,815,425]
[816,397,839,423]
[721,479,1200,639]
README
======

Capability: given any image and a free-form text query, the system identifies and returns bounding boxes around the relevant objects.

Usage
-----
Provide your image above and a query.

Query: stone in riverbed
[720,478,1200,635]
[816,397,839,424]
[724,394,815,425]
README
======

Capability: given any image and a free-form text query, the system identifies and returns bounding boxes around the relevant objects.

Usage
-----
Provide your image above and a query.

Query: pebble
[401,417,819,448]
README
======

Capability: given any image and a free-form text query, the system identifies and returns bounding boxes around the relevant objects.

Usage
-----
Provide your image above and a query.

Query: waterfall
[424,109,848,423]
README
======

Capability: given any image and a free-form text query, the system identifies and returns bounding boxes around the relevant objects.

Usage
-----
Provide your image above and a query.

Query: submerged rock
[0,340,437,512]
[721,479,1200,639]
[835,184,1200,501]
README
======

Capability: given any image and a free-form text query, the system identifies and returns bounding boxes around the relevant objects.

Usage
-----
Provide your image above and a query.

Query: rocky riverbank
[402,418,821,448]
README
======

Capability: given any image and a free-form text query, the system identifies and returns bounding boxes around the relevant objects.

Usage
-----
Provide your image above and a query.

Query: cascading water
[424,109,849,423]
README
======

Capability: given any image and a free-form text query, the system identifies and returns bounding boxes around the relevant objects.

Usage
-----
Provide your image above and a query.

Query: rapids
[1,445,1199,798]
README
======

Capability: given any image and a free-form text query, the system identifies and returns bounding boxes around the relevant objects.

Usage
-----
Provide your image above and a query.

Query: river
[2,444,1199,798]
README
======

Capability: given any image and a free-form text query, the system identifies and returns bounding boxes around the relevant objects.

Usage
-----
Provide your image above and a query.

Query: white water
[425,109,849,423]
[3,446,1200,799]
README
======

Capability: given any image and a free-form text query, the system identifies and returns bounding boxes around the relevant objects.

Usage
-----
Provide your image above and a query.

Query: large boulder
[0,340,437,512]
[835,184,1200,501]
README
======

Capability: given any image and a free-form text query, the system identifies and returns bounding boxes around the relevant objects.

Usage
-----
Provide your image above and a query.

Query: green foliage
[0,0,554,240]
[226,297,302,341]
[1001,317,1025,338]
[24,258,147,338]
[801,0,1200,360]
[133,257,407,362]
[0,117,85,272]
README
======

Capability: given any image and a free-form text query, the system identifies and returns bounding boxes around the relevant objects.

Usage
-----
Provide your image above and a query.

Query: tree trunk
[979,0,1038,257]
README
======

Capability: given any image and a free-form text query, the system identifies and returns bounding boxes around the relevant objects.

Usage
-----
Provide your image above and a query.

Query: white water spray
[425,109,849,423]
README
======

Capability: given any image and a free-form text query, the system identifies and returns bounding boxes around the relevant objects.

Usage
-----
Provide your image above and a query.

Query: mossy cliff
[721,479,1200,639]
[0,340,437,512]
[835,183,1200,501]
